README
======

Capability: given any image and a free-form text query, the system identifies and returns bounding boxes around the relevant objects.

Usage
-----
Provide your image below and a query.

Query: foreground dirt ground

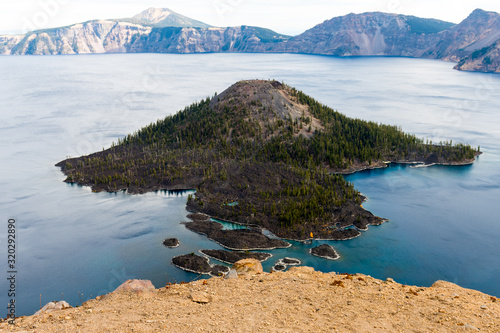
[2,266,499,332]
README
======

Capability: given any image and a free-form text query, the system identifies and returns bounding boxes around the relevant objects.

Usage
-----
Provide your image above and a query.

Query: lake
[1,53,499,317]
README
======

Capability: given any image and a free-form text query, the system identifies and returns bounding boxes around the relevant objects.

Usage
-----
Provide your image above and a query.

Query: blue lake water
[1,53,499,317]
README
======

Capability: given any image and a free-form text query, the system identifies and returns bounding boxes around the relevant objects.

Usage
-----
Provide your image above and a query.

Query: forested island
[56,80,479,240]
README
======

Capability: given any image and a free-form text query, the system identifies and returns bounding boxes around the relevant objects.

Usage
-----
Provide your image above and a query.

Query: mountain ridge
[1,8,499,73]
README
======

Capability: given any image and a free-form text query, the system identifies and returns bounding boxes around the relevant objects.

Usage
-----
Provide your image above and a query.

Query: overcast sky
[2,0,500,36]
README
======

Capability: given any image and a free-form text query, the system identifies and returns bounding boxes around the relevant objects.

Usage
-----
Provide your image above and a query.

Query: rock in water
[200,249,272,264]
[113,279,156,295]
[310,244,340,260]
[282,257,301,265]
[172,254,213,274]
[162,238,180,247]
[232,258,263,276]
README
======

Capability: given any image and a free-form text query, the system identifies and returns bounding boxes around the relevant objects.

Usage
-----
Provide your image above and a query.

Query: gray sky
[2,0,500,35]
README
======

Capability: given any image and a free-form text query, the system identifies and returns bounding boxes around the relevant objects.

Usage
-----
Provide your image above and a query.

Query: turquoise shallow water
[0,53,499,316]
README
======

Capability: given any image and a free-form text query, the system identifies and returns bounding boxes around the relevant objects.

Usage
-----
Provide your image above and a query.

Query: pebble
[480,305,487,310]
[463,324,479,331]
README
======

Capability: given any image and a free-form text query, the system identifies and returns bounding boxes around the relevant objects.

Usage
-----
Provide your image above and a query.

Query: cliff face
[128,26,288,54]
[274,12,442,57]
[274,9,500,63]
[5,23,287,55]
[454,39,500,73]
[10,21,151,55]
[0,34,24,55]
[424,9,500,61]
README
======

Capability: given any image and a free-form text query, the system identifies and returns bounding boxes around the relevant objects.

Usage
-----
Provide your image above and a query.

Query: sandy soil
[2,267,499,332]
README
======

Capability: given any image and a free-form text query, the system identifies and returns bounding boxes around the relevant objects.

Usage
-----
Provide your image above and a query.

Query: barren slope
[3,267,499,332]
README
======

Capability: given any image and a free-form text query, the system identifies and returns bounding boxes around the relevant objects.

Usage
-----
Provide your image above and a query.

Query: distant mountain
[273,12,454,57]
[272,8,500,72]
[275,9,500,62]
[6,21,152,55]
[421,9,500,61]
[0,8,288,55]
[1,8,499,73]
[119,7,212,28]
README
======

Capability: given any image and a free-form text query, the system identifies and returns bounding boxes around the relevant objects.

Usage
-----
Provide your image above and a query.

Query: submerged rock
[310,244,340,260]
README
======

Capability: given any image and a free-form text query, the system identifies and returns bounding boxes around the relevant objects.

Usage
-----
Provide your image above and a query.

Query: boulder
[431,280,460,289]
[35,301,71,315]
[113,279,156,295]
[190,291,212,304]
[288,266,315,274]
[232,258,263,277]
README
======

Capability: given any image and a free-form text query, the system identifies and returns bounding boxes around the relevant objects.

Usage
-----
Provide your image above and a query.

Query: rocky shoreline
[171,253,229,277]
[336,155,480,175]
[272,257,302,271]
[183,220,291,251]
[199,249,272,264]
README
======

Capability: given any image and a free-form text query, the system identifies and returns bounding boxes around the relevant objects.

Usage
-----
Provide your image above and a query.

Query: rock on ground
[34,301,71,315]
[232,258,263,276]
[112,279,156,295]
